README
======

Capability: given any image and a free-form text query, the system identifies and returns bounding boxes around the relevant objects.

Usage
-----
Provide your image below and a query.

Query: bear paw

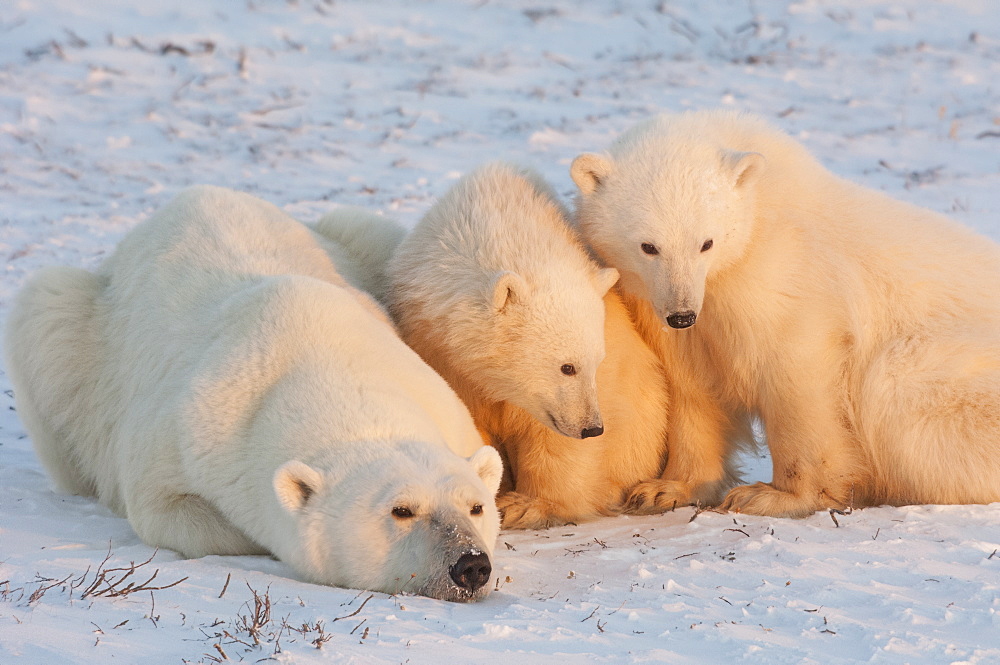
[496,492,572,530]
[621,479,695,515]
[719,482,821,518]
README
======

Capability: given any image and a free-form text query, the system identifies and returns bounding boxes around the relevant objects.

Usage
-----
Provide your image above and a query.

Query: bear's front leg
[126,484,267,558]
[496,492,576,530]
[621,479,695,514]
[623,379,740,513]
[496,428,616,529]
[719,482,836,518]
[720,366,858,518]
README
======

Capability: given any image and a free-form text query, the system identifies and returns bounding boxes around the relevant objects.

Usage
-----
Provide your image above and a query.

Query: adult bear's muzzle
[449,550,492,593]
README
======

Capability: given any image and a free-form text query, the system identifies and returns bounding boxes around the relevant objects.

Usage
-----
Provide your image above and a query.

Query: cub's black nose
[581,425,604,439]
[450,552,491,592]
[665,311,697,329]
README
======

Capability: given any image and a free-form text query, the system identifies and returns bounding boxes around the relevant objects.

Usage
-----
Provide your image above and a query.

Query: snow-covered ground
[2,1,999,662]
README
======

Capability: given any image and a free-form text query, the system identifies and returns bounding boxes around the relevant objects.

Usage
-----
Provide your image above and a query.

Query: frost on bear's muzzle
[417,546,494,602]
[416,520,495,602]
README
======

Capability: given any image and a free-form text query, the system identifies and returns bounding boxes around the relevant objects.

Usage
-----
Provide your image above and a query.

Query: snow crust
[1,1,998,662]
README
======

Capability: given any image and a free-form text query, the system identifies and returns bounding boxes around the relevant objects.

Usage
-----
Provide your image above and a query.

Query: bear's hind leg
[860,334,1000,505]
[3,266,104,496]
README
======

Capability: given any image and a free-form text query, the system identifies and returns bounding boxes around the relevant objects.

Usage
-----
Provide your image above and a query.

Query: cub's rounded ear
[469,445,503,496]
[594,267,620,296]
[570,153,612,195]
[274,461,324,514]
[720,150,765,190]
[490,270,528,313]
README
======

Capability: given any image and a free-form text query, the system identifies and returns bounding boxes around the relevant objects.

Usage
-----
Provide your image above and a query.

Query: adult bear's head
[273,443,502,602]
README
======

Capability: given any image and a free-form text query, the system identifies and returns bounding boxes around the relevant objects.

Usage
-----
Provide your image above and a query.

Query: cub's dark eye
[470,504,483,516]
[392,506,414,519]
[640,243,659,255]
[701,239,714,252]
[561,364,577,376]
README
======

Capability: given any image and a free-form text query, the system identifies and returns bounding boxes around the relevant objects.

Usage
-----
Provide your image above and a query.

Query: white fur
[573,109,1000,516]
[388,163,669,529]
[309,205,407,305]
[4,185,502,601]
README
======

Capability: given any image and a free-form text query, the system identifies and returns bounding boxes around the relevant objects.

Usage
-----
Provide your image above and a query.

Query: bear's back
[172,273,477,482]
[100,186,349,316]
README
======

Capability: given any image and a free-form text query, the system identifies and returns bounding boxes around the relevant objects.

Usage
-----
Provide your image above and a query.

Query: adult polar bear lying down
[4,186,503,602]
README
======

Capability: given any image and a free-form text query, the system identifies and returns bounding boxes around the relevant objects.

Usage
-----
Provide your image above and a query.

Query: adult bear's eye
[470,504,483,516]
[392,506,414,519]
[641,242,659,255]
[561,364,576,376]
[701,239,714,252]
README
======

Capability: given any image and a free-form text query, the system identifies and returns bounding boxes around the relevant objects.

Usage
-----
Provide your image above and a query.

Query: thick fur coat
[573,109,1000,517]
[309,205,407,304]
[388,163,669,528]
[4,186,502,600]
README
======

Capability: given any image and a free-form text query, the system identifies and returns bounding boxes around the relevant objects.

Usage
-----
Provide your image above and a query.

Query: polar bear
[4,186,503,601]
[388,162,669,529]
[309,205,407,304]
[571,109,1000,517]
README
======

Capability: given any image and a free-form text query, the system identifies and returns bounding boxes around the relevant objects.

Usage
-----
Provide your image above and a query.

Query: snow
[2,1,999,663]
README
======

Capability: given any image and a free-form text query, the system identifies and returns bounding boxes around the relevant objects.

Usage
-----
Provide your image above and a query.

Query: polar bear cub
[4,186,502,601]
[309,205,407,304]
[388,163,669,529]
[572,109,1000,517]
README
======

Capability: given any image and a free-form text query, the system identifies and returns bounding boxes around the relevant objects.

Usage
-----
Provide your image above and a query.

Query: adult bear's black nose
[450,552,492,593]
[665,311,697,329]
[581,425,604,439]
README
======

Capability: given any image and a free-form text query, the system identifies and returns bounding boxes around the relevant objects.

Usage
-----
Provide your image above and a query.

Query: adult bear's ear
[570,153,612,195]
[721,150,764,189]
[469,445,503,496]
[274,461,324,514]
[490,270,527,313]
[594,267,620,296]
